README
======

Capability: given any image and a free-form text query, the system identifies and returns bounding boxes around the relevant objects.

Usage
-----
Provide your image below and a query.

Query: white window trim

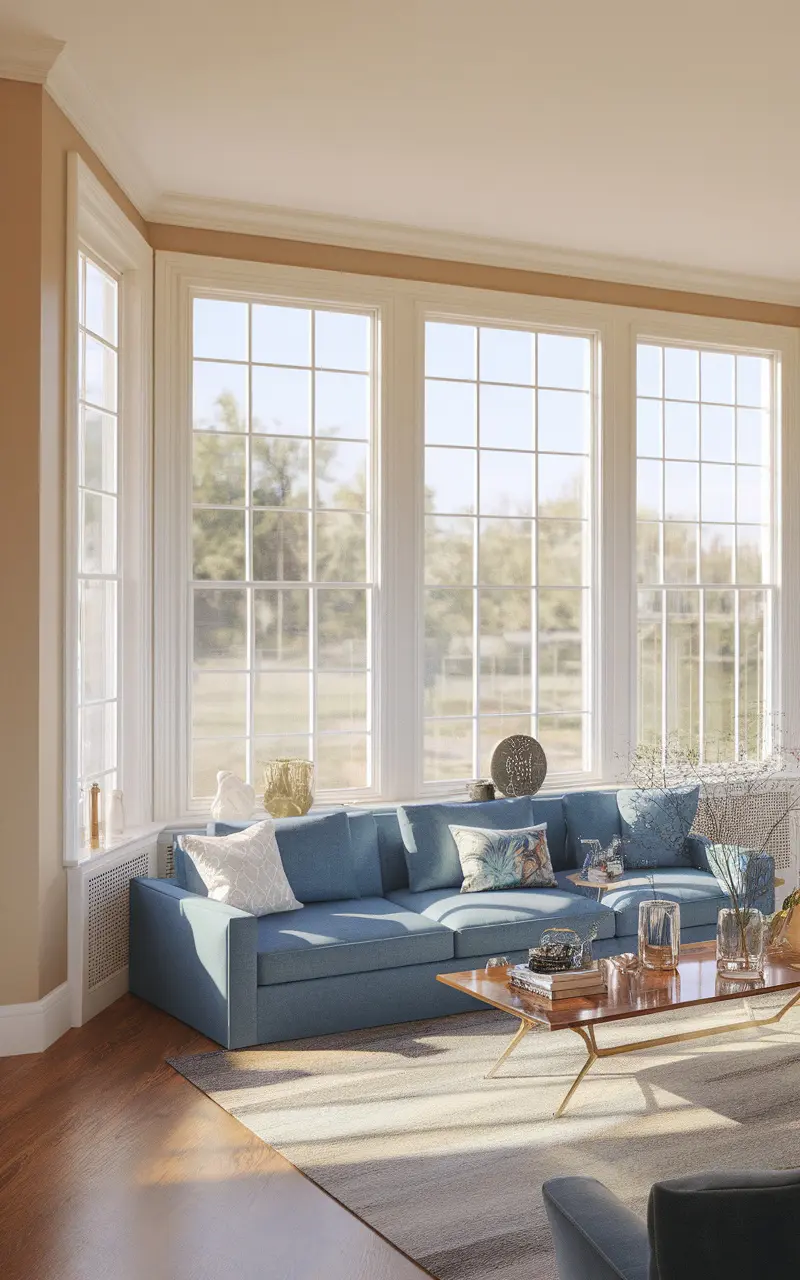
[154,250,799,822]
[64,154,153,866]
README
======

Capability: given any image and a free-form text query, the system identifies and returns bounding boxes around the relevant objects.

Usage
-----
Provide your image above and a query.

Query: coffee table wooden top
[437,942,800,1032]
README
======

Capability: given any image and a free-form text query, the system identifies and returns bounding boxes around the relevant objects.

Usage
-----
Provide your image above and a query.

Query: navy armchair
[543,1169,800,1280]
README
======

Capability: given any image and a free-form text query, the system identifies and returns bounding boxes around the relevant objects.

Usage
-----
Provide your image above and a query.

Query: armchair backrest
[648,1168,800,1280]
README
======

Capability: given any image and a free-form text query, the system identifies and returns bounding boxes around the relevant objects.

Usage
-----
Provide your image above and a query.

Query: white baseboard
[82,967,129,1024]
[0,981,72,1057]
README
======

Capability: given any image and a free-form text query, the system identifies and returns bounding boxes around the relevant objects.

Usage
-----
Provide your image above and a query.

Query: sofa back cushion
[617,785,699,869]
[398,797,535,892]
[194,812,361,902]
[530,795,569,870]
[345,811,383,897]
[562,790,621,867]
[373,809,409,893]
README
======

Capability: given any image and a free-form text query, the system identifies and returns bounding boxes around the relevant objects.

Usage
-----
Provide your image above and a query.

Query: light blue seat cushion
[398,797,535,893]
[386,885,615,959]
[256,895,454,985]
[617,786,699,869]
[595,869,726,936]
[562,790,622,866]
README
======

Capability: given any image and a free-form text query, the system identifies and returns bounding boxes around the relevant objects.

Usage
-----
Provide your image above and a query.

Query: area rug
[170,995,800,1280]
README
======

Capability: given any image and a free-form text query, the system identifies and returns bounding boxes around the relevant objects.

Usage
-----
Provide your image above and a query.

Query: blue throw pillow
[617,786,699,868]
[398,797,534,892]
[562,790,622,866]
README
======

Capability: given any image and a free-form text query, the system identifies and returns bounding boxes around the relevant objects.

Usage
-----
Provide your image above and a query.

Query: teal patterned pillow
[449,823,557,894]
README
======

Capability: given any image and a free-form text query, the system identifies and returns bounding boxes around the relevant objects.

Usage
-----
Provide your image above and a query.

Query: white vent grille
[694,788,794,872]
[86,850,150,989]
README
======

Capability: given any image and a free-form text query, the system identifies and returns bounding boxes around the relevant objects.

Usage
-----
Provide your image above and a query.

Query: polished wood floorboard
[0,995,427,1280]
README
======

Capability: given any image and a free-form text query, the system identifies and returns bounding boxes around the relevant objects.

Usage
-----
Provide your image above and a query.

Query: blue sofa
[129,790,773,1048]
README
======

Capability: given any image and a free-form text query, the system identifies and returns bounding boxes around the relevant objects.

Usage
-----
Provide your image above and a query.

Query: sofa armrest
[129,877,258,1048]
[543,1177,650,1280]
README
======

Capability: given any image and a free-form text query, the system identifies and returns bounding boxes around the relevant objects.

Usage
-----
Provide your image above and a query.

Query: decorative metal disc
[490,734,548,797]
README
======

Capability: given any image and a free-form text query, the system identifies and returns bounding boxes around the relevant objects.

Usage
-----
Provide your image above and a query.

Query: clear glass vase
[716,907,766,981]
[638,900,680,971]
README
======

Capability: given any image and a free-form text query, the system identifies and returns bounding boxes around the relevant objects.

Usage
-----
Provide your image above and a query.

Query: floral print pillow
[449,822,557,894]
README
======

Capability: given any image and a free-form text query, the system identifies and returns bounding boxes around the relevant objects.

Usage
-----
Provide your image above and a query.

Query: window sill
[64,821,165,869]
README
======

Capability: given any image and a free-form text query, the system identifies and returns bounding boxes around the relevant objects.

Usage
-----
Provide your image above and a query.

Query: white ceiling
[4,1,800,294]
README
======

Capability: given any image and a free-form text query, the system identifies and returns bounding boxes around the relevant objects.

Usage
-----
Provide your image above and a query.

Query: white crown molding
[46,51,158,219]
[0,981,71,1057]
[152,192,800,308]
[0,29,64,83]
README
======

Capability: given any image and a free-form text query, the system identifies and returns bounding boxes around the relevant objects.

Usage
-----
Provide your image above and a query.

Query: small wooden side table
[566,871,653,902]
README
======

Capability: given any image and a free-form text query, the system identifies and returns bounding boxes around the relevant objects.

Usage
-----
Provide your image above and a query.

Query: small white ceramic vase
[107,789,125,837]
[211,771,256,821]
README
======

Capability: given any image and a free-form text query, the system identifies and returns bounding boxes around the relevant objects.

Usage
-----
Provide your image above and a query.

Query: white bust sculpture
[210,771,256,822]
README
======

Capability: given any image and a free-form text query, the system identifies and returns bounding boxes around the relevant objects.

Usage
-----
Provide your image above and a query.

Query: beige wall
[0,82,146,1004]
[2,75,799,1007]
[147,222,800,328]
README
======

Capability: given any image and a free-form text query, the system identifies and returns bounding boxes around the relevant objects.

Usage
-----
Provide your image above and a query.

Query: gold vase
[263,758,315,818]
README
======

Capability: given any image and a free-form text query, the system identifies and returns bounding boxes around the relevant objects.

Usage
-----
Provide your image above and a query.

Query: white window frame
[154,251,799,820]
[64,155,153,864]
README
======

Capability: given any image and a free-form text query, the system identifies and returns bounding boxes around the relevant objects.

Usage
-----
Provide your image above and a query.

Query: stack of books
[509,963,606,1000]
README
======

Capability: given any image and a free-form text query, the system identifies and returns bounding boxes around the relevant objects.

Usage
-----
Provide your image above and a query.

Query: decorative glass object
[580,836,625,884]
[529,928,585,973]
[485,956,510,972]
[716,907,766,981]
[638,899,680,970]
[263,758,315,818]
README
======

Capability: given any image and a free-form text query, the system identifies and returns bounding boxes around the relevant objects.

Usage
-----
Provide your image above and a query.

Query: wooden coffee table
[437,942,800,1117]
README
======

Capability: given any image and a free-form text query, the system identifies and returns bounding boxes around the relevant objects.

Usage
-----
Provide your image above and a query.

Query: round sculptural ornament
[490,734,548,798]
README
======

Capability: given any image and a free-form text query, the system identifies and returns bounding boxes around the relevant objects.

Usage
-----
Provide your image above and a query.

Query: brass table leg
[485,1016,534,1079]
[554,1025,598,1118]
[551,988,800,1118]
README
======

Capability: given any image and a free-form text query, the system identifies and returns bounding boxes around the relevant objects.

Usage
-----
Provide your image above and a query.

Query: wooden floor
[0,995,427,1280]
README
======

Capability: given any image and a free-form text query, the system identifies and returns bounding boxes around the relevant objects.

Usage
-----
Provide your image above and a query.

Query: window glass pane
[425,446,476,514]
[252,304,311,366]
[316,734,369,789]
[538,454,587,518]
[424,719,474,781]
[84,334,117,412]
[538,589,583,712]
[637,400,662,457]
[315,311,370,373]
[315,440,368,510]
[317,589,368,669]
[81,408,117,493]
[426,322,476,380]
[317,672,368,732]
[539,520,585,586]
[480,450,534,517]
[255,589,310,669]
[424,589,473,717]
[193,509,246,580]
[252,366,310,436]
[193,362,247,431]
[251,436,309,508]
[315,512,367,582]
[536,714,584,771]
[192,671,247,738]
[254,671,310,735]
[80,580,117,702]
[425,379,477,446]
[193,588,247,668]
[193,739,248,800]
[252,511,309,581]
[636,340,773,761]
[537,390,589,454]
[84,259,117,344]
[479,588,532,713]
[537,333,590,390]
[80,701,117,778]
[193,434,246,506]
[479,327,533,385]
[81,492,117,574]
[193,298,248,361]
[479,519,533,586]
[315,371,369,438]
[425,517,474,586]
[480,383,534,450]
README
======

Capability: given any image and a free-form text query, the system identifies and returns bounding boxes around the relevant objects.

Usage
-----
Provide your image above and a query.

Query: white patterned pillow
[180,819,303,916]
[449,822,557,894]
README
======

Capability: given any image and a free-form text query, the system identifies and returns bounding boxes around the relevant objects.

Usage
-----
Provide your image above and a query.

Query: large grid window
[423,320,593,783]
[190,298,374,800]
[636,342,773,760]
[77,252,120,833]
